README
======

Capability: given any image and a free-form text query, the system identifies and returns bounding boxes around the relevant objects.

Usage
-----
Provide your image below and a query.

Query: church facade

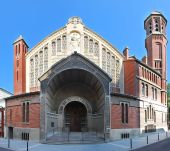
[5,12,168,142]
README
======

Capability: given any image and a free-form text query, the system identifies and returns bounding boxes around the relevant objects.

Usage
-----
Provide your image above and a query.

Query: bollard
[147,136,148,144]
[130,138,132,149]
[27,141,28,151]
[158,133,159,141]
[8,137,10,148]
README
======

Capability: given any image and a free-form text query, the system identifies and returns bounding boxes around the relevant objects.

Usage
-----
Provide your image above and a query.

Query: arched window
[111,56,115,83]
[44,47,48,71]
[84,36,88,52]
[94,42,99,57]
[89,39,93,53]
[107,52,111,75]
[155,88,157,100]
[39,51,43,76]
[155,19,160,32]
[102,48,106,71]
[35,55,39,86]
[116,59,120,87]
[142,83,145,96]
[62,35,67,50]
[30,59,34,87]
[145,110,147,122]
[57,38,61,52]
[52,41,56,56]
[145,84,148,97]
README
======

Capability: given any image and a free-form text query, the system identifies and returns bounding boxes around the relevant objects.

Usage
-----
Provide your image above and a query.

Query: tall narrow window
[26,102,29,123]
[116,59,120,87]
[94,42,99,57]
[155,89,157,100]
[154,111,156,122]
[89,39,93,53]
[39,51,43,76]
[34,55,39,86]
[44,47,48,71]
[142,83,145,96]
[145,84,148,97]
[84,36,88,52]
[52,41,56,56]
[125,104,128,123]
[107,52,111,75]
[111,56,115,84]
[62,35,67,50]
[57,38,61,52]
[22,103,25,122]
[102,48,106,71]
[152,87,154,100]
[121,103,124,123]
[145,110,147,122]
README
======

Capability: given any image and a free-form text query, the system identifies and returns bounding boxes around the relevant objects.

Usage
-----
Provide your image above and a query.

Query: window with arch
[94,42,99,57]
[116,59,120,87]
[44,47,48,71]
[84,36,88,52]
[62,35,67,50]
[154,18,160,32]
[30,58,34,87]
[51,41,56,56]
[39,51,43,76]
[89,39,93,53]
[121,102,129,124]
[142,83,145,96]
[107,52,111,75]
[145,84,148,97]
[111,56,115,84]
[102,48,106,71]
[34,55,39,86]
[57,38,61,52]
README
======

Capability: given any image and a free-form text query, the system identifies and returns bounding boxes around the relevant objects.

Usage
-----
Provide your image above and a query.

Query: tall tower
[13,35,29,95]
[144,11,168,104]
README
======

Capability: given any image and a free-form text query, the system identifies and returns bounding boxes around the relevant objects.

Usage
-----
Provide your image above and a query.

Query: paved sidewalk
[0,131,169,151]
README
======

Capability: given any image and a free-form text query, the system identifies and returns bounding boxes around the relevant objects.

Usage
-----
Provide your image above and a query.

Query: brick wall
[111,104,140,129]
[6,92,40,128]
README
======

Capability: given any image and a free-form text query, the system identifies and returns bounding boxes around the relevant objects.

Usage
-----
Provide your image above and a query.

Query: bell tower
[144,11,168,104]
[13,35,29,95]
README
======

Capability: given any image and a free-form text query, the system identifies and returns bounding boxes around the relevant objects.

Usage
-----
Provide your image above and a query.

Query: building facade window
[62,35,67,50]
[44,47,48,71]
[57,38,61,52]
[142,83,145,96]
[39,51,43,76]
[145,84,148,97]
[102,48,106,71]
[22,101,30,123]
[94,42,99,57]
[89,39,93,53]
[121,102,129,124]
[51,41,56,56]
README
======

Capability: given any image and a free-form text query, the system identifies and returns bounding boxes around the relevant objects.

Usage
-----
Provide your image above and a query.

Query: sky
[0,0,169,93]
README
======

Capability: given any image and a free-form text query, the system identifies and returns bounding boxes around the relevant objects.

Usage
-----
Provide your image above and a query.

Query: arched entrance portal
[64,101,87,132]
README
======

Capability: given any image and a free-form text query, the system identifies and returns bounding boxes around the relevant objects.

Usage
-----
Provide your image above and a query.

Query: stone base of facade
[7,127,40,141]
[110,128,140,140]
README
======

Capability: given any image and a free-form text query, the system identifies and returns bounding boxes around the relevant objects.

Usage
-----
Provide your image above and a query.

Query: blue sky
[0,0,169,93]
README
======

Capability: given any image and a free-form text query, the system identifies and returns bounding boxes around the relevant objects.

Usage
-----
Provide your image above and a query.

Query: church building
[5,11,168,142]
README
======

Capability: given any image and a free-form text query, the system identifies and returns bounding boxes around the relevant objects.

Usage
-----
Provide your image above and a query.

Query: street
[0,147,12,151]
[133,138,170,151]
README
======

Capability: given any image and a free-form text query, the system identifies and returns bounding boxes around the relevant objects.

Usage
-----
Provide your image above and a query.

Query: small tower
[144,11,168,104]
[13,35,29,95]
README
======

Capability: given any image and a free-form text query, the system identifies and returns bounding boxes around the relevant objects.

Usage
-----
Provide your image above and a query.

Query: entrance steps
[45,132,104,144]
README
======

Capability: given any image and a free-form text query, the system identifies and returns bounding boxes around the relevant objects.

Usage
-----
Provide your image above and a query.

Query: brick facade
[6,92,40,129]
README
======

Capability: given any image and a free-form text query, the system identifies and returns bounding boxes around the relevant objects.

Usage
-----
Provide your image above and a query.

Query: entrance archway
[64,101,87,132]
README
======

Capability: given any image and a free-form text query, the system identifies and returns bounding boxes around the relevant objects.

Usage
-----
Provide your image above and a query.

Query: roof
[124,56,161,76]
[0,88,13,95]
[144,11,167,25]
[5,91,40,100]
[13,35,29,48]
